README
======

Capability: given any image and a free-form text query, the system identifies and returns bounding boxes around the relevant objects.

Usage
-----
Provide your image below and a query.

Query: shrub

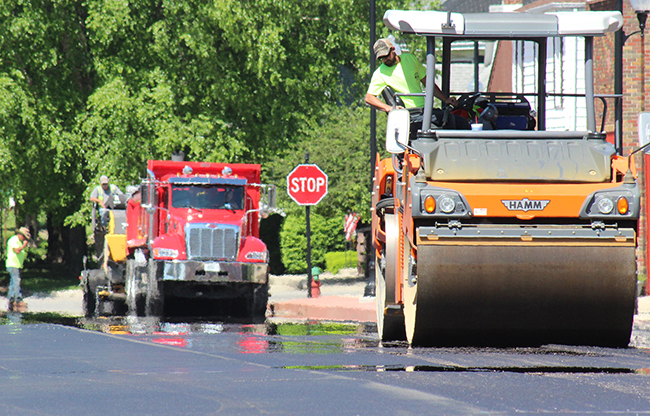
[324,251,357,274]
[279,212,346,274]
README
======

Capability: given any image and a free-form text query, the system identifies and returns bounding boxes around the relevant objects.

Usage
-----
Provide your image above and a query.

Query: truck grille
[185,224,239,261]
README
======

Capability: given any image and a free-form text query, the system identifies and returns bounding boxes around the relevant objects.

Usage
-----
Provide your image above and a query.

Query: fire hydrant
[311,266,322,298]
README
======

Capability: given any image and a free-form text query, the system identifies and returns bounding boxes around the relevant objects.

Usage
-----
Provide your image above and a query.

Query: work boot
[15,298,26,313]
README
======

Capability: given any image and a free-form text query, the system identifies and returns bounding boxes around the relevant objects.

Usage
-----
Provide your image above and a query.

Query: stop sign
[287,164,328,205]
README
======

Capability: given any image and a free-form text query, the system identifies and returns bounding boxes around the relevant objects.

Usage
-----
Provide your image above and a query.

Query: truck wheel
[125,259,145,316]
[251,283,269,320]
[82,272,96,317]
[83,270,107,317]
[145,259,163,316]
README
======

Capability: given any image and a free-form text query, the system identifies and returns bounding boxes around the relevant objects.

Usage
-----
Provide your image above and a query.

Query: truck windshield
[171,185,244,210]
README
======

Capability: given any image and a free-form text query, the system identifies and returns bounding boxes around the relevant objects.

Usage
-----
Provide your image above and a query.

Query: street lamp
[614,0,649,155]
[627,0,649,37]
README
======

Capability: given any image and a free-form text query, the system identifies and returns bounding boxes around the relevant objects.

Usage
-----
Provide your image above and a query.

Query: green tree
[0,0,432,274]
[0,0,93,269]
[271,103,388,272]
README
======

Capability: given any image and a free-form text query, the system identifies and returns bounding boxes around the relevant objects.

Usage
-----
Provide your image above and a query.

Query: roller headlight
[439,196,456,213]
[417,190,467,217]
[596,196,614,214]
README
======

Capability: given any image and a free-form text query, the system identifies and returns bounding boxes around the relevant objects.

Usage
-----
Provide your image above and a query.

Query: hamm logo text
[501,198,550,212]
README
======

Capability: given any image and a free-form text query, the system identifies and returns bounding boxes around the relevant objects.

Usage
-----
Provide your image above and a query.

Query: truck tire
[125,259,146,316]
[145,259,163,316]
[83,269,107,317]
[82,272,95,317]
[251,283,269,320]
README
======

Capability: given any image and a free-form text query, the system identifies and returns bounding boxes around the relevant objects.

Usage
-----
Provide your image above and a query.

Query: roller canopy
[383,10,623,37]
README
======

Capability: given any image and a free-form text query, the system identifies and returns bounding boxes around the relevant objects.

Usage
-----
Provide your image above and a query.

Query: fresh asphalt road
[2,317,650,415]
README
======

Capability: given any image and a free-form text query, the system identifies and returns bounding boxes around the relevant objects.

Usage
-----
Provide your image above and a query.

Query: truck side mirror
[140,181,156,214]
[267,185,277,210]
[638,113,650,155]
[140,183,150,206]
[257,185,277,219]
[385,108,410,154]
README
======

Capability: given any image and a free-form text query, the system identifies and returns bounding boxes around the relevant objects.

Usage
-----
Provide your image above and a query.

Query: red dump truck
[81,159,277,318]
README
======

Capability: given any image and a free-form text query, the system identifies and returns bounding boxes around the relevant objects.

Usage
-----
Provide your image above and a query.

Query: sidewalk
[18,289,83,316]
[267,268,376,322]
[638,296,650,321]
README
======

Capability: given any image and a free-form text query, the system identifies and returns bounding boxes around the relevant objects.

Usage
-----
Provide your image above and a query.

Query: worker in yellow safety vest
[89,175,123,229]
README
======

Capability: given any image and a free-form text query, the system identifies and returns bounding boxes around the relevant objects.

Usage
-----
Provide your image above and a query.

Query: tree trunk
[47,215,87,276]
[64,225,86,277]
[46,215,64,263]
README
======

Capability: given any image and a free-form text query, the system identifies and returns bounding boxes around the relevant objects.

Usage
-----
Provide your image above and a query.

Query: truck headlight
[154,248,179,258]
[596,196,614,214]
[439,196,456,213]
[245,251,268,261]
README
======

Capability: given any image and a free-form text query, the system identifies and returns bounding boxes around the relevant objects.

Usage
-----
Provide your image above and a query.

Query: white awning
[382,10,622,37]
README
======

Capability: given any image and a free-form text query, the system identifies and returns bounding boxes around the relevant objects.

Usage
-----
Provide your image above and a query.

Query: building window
[549,37,564,110]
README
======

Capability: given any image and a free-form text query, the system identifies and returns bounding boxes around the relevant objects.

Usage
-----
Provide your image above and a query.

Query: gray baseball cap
[373,39,393,58]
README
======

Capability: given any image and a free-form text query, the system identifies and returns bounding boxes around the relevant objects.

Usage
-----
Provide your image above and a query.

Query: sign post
[287,156,329,297]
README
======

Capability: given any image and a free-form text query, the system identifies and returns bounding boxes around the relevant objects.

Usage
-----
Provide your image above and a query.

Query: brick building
[590,0,649,286]
[442,0,650,286]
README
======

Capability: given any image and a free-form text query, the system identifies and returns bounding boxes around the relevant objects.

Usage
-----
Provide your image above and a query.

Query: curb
[269,268,364,290]
[269,296,377,323]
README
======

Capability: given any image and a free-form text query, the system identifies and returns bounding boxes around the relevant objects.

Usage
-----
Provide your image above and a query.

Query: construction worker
[365,38,470,130]
[89,175,123,228]
[6,227,30,312]
[89,176,123,259]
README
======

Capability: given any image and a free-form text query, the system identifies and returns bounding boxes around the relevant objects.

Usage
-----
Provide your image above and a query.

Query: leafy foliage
[0,0,434,271]
[269,104,387,221]
[279,211,345,273]
[324,250,358,274]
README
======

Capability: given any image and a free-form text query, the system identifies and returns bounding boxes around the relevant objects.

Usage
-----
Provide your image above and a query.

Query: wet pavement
[2,272,650,414]
[2,317,650,414]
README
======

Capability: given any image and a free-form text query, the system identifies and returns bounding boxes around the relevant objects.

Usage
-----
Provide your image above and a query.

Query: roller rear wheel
[376,250,406,341]
[402,238,418,344]
[375,214,406,342]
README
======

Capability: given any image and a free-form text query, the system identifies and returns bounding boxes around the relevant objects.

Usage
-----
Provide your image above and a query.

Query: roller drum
[409,244,637,347]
